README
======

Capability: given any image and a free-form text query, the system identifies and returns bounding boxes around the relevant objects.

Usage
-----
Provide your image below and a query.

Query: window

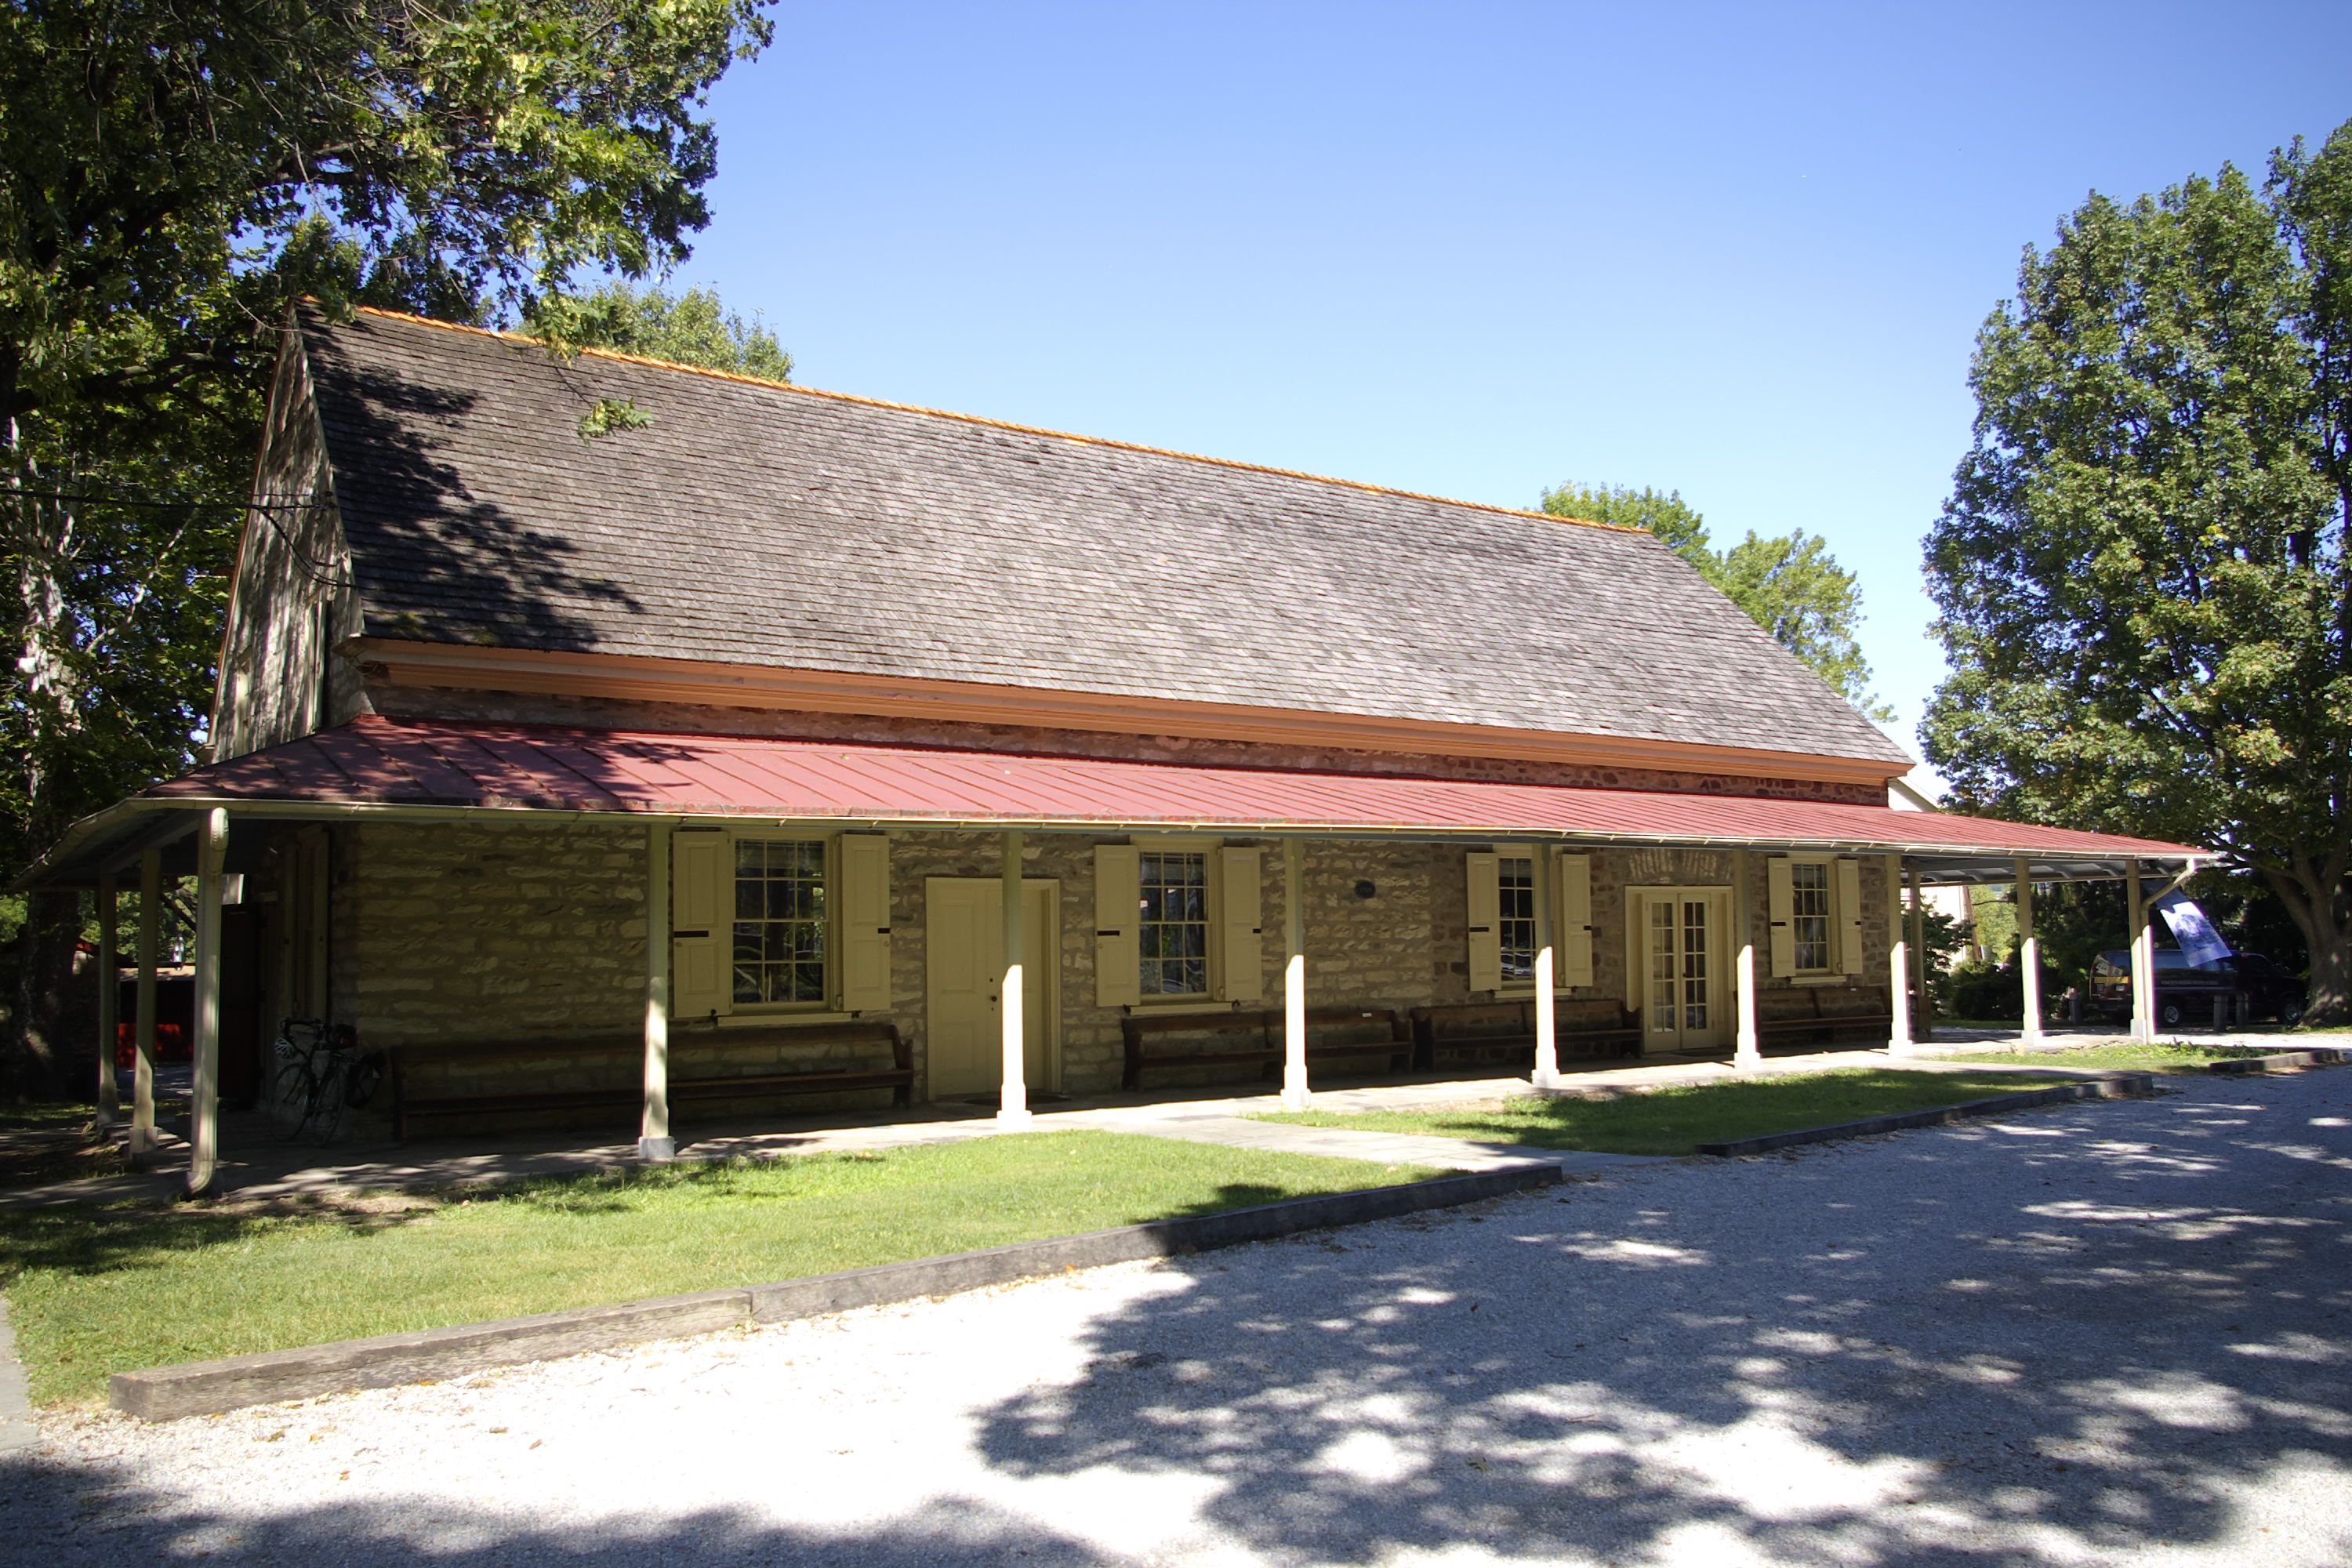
[1498,855,1536,982]
[732,838,828,1005]
[1790,860,1832,972]
[1138,850,1209,996]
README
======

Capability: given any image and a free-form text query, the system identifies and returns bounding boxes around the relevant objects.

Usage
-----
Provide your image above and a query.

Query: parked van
[2089,948,2304,1026]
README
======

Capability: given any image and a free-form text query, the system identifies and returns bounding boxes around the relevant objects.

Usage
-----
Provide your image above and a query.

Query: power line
[2,488,313,513]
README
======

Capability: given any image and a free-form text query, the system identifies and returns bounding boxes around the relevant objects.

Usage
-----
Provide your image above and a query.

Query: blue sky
[669,1,2352,769]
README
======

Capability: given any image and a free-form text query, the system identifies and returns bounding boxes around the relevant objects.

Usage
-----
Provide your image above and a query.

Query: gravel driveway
[4,1069,2347,1566]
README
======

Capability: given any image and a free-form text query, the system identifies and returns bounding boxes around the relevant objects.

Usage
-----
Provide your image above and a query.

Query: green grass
[1936,1041,2270,1073]
[1258,1068,2074,1158]
[0,1130,1436,1406]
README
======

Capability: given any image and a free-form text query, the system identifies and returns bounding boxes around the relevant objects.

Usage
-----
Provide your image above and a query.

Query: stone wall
[324,822,1908,1133]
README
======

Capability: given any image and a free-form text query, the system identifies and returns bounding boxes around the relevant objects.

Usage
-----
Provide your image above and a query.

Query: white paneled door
[925,878,1058,1099]
[1634,887,1730,1051]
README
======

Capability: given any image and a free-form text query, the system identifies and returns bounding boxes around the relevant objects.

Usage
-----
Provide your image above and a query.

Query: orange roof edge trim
[326,303,1644,537]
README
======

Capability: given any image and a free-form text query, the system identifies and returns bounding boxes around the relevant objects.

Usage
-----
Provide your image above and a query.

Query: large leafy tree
[1922,121,2352,1022]
[1541,482,1889,717]
[553,281,793,381]
[0,0,771,1090]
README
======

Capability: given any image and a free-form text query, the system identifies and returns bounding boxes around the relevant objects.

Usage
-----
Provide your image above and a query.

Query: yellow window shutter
[1465,851,1501,993]
[671,829,731,1020]
[837,833,892,1011]
[1554,851,1595,988]
[1836,857,1865,976]
[1094,844,1141,1008]
[1766,856,1796,978]
[1215,844,1264,1001]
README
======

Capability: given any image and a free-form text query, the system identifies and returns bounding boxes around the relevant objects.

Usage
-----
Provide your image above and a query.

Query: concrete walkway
[0,1296,37,1454]
[9,1027,2340,1209]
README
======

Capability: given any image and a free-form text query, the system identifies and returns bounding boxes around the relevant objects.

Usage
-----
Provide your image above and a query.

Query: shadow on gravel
[3,1083,2347,1565]
[956,1083,2352,1566]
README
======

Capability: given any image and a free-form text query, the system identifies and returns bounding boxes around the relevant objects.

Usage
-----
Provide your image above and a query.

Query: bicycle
[270,1020,379,1144]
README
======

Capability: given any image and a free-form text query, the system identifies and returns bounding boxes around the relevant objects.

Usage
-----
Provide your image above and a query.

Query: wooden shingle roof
[299,307,1910,768]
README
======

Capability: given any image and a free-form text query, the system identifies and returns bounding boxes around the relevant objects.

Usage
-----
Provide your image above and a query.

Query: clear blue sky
[669,1,2352,768]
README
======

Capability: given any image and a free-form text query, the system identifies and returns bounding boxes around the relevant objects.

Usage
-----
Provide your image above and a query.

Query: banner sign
[2154,891,2232,969]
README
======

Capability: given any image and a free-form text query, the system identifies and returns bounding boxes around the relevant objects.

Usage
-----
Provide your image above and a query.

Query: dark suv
[2089,949,2305,1027]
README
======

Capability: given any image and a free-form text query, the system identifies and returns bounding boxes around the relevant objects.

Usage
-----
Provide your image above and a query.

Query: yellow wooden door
[924,879,1058,1098]
[1638,889,1726,1051]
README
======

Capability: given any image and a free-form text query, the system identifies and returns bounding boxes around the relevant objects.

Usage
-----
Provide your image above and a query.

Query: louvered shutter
[1466,851,1501,993]
[1766,856,1797,978]
[1836,857,1865,976]
[1094,844,1142,1007]
[1555,852,1595,988]
[837,833,892,1011]
[672,830,731,1020]
[1215,845,1265,1001]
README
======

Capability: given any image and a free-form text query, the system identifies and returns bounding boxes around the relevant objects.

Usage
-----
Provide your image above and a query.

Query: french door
[1635,887,1730,1051]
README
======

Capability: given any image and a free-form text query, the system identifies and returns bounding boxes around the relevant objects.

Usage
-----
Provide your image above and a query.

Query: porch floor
[9,1025,2310,1210]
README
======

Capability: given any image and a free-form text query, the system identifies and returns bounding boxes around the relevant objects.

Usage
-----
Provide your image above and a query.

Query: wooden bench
[1410,998,1642,1071]
[1120,1006,1412,1090]
[387,1022,913,1140]
[1756,984,1896,1047]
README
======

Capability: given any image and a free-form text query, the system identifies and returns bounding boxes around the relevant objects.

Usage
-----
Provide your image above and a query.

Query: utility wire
[4,488,352,592]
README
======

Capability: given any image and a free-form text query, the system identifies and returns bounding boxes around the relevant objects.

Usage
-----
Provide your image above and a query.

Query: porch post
[1530,844,1560,1090]
[2127,858,2154,1043]
[2016,858,2044,1046]
[997,830,1031,1129]
[640,822,675,1163]
[132,848,160,1163]
[1733,848,1760,1069]
[1886,855,1913,1054]
[95,873,119,1131]
[1908,861,1929,1042]
[1280,838,1309,1111]
[187,808,228,1198]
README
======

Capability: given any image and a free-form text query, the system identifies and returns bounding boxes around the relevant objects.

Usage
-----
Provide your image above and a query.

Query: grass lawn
[0,1130,1436,1406]
[1935,1041,2274,1073]
[1257,1068,2073,1159]
[0,1099,127,1189]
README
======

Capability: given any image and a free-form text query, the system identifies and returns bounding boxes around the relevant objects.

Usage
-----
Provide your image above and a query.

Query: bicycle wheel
[308,1055,350,1145]
[270,1055,314,1142]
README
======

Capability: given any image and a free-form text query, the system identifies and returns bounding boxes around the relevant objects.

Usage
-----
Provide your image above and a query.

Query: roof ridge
[339,304,1642,536]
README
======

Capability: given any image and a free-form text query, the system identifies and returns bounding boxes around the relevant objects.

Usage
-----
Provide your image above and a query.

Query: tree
[0,1,772,1091]
[1539,481,1889,717]
[1921,120,2352,1023]
[554,282,793,381]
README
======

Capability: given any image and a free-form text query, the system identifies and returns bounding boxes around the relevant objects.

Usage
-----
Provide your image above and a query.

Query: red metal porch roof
[115,717,2198,867]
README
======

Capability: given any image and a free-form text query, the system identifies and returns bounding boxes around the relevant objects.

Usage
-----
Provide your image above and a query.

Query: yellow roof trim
[336,304,1642,535]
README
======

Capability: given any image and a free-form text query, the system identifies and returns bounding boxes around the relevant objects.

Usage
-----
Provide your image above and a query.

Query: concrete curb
[1696,1074,2155,1158]
[0,1296,38,1452]
[109,1164,1557,1421]
[2205,1050,2339,1076]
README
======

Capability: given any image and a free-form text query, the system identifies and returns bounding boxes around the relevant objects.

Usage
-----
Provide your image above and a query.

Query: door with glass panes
[1633,887,1730,1051]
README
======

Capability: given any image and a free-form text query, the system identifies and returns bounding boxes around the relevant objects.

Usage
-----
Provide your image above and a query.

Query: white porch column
[1530,844,1560,1091]
[95,873,119,1131]
[132,848,160,1163]
[1733,848,1761,1068]
[2127,858,2154,1043]
[1908,861,1930,1042]
[187,808,228,1198]
[1886,855,1914,1055]
[640,822,675,1162]
[997,830,1032,1129]
[2016,858,2044,1046]
[1280,838,1309,1111]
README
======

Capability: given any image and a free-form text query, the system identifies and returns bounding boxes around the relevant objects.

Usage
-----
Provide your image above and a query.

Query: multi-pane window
[1790,861,1832,972]
[732,839,828,1005]
[1139,851,1209,996]
[1498,856,1536,982]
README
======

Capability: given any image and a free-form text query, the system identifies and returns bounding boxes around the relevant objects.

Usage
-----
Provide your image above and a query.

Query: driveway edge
[108,1163,1557,1421]
[1696,1073,2155,1157]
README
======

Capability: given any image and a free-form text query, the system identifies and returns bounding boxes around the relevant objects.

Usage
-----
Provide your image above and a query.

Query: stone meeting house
[32,307,2200,1192]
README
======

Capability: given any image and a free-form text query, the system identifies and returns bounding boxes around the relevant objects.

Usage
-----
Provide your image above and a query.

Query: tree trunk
[2260,862,2350,1025]
[3,891,85,1099]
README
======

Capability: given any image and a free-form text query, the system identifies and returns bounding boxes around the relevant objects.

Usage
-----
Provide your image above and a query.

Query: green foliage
[1922,118,2352,1022]
[577,398,653,441]
[1541,481,1889,717]
[543,281,794,380]
[0,1,771,1083]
